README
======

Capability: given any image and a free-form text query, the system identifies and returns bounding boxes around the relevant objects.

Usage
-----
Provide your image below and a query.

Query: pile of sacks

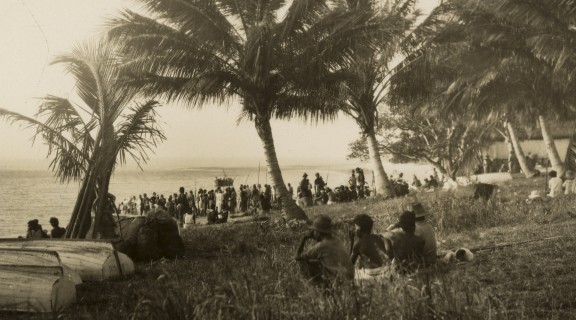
[117,207,185,261]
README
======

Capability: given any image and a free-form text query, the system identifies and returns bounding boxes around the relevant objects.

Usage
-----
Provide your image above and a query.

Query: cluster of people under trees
[408,168,443,193]
[295,168,373,207]
[295,202,439,287]
[524,169,576,201]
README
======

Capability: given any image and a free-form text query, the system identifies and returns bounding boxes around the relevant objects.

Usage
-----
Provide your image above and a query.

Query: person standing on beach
[314,173,326,195]
[229,187,237,214]
[139,194,145,215]
[300,173,310,197]
[287,183,294,199]
[177,187,190,225]
[215,187,223,213]
[250,185,260,213]
[142,193,151,214]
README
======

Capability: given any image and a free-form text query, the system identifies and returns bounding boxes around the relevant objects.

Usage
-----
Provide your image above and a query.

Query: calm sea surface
[0,163,430,237]
[0,166,350,237]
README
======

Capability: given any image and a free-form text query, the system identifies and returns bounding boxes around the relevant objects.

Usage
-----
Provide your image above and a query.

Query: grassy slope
[6,177,576,319]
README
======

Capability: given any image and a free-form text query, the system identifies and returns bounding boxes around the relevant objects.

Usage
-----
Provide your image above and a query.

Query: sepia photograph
[0,0,574,318]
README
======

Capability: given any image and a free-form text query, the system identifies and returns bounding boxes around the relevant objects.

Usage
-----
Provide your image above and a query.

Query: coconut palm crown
[107,0,398,220]
[0,40,165,238]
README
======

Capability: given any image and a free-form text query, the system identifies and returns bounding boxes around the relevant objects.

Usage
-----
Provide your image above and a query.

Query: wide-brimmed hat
[308,214,332,234]
[528,190,542,199]
[412,202,426,218]
[303,173,308,177]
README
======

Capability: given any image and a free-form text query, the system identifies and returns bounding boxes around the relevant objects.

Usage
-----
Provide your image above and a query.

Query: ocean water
[0,166,351,237]
[0,162,431,237]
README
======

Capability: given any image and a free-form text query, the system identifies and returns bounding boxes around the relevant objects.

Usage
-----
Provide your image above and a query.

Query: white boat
[0,239,134,282]
[0,265,76,313]
[0,248,82,285]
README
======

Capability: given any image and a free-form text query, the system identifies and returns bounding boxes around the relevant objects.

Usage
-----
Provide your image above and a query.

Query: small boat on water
[0,265,76,313]
[0,239,134,282]
[215,176,234,188]
[0,248,82,285]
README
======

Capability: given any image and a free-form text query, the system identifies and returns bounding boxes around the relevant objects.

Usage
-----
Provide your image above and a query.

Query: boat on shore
[0,239,134,282]
[0,248,82,285]
[0,265,76,313]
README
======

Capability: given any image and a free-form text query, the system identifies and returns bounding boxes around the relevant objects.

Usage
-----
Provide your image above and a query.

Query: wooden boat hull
[0,248,82,285]
[0,266,76,313]
[0,240,134,282]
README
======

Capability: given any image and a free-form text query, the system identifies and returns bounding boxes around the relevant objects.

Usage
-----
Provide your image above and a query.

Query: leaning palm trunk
[255,118,308,221]
[68,171,98,238]
[366,131,395,197]
[506,121,537,177]
[539,115,563,174]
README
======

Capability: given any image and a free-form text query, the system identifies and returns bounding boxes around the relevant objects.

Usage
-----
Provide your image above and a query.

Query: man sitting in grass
[387,202,437,267]
[349,213,393,283]
[411,203,437,266]
[296,214,354,288]
[547,170,563,198]
[387,211,426,274]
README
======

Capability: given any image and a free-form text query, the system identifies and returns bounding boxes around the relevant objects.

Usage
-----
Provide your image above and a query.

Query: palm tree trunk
[507,121,537,177]
[255,118,308,221]
[67,168,98,238]
[539,115,563,174]
[366,131,395,197]
[64,170,91,238]
[506,136,514,173]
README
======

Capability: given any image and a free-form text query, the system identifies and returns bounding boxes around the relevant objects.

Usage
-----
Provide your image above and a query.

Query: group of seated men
[295,202,436,287]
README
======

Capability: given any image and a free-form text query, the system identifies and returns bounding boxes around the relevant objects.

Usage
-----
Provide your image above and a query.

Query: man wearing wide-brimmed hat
[296,215,354,287]
[387,202,437,267]
[388,211,425,274]
[412,202,437,266]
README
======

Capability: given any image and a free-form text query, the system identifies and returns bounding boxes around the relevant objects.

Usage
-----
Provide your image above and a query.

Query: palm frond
[114,100,166,169]
[133,0,244,49]
[0,108,90,182]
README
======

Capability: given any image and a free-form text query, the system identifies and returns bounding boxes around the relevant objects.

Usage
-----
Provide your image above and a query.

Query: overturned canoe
[0,239,134,282]
[0,265,76,313]
[0,248,82,285]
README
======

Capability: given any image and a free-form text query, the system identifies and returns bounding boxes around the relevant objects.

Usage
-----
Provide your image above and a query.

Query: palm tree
[335,0,453,197]
[107,0,392,220]
[447,0,576,174]
[334,0,414,198]
[0,39,165,238]
[393,0,573,177]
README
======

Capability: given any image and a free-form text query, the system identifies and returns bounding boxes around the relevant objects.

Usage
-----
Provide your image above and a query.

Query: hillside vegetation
[10,177,576,320]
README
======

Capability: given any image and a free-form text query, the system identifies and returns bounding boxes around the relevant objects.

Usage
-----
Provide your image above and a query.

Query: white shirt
[548,177,563,198]
[563,179,575,195]
[183,213,194,229]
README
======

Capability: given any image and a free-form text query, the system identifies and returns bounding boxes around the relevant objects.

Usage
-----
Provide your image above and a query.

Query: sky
[0,0,440,170]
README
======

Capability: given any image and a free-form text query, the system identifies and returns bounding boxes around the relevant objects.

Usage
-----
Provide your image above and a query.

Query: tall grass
[38,178,576,319]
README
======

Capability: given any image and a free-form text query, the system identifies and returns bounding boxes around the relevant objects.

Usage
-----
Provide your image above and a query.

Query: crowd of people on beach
[110,167,445,226]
